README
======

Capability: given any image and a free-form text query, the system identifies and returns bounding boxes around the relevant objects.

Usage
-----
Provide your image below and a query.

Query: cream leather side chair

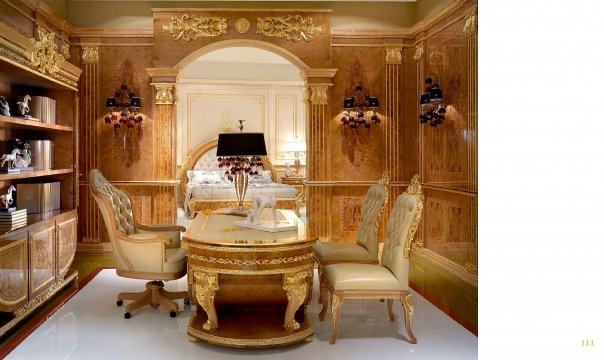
[312,172,390,303]
[89,169,189,318]
[319,175,424,344]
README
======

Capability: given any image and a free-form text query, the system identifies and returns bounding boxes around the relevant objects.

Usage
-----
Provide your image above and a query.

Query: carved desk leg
[282,269,310,332]
[194,271,219,331]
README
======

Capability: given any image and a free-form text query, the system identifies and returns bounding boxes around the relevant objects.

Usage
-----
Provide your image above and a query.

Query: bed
[179,137,301,217]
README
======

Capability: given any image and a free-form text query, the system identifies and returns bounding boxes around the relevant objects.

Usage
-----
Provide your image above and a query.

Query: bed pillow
[249,170,273,184]
[187,170,224,184]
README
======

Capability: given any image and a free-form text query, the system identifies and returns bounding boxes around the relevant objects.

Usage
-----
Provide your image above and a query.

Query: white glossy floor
[7,269,477,360]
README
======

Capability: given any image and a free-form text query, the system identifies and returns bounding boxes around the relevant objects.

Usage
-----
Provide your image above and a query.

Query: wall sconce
[104,82,143,130]
[285,141,306,175]
[419,75,446,127]
[340,83,380,130]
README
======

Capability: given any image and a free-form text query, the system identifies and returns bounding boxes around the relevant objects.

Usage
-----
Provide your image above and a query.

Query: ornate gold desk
[183,210,317,348]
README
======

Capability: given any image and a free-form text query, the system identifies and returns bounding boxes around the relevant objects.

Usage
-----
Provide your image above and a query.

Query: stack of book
[0,209,27,232]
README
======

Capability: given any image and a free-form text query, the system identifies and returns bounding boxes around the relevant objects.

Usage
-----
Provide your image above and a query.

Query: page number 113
[582,339,594,347]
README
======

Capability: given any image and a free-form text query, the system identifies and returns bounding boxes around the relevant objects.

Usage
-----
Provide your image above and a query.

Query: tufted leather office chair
[89,169,188,318]
[312,172,390,303]
[319,175,424,344]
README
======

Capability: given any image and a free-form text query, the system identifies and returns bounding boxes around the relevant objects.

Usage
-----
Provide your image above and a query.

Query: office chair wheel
[170,311,177,318]
[117,300,123,306]
[184,298,190,306]
[124,312,131,319]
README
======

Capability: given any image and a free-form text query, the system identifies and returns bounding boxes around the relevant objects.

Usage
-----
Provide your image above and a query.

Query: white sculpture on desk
[248,194,277,225]
[0,185,16,209]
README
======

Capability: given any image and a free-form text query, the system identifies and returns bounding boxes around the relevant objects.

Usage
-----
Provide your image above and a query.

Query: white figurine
[0,148,21,169]
[0,96,10,116]
[284,162,293,177]
[13,142,32,168]
[16,94,31,117]
[0,185,16,209]
[249,194,277,225]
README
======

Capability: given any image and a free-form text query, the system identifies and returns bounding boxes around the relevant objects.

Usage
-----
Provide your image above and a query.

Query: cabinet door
[56,216,77,280]
[29,224,56,299]
[0,233,28,313]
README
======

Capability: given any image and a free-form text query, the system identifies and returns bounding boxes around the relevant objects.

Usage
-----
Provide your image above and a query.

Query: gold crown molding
[162,14,228,41]
[74,28,154,38]
[413,44,424,61]
[31,27,65,75]
[147,67,180,80]
[301,68,337,82]
[385,46,402,65]
[152,8,332,13]
[463,11,477,35]
[331,29,413,38]
[309,85,328,105]
[256,15,322,42]
[151,83,176,105]
[235,18,251,33]
[81,46,99,63]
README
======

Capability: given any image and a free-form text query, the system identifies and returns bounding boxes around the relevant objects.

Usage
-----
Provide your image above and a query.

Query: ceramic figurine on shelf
[0,96,10,116]
[16,94,31,118]
[0,185,16,210]
[0,148,21,171]
[284,162,293,177]
[248,194,277,225]
[11,139,32,169]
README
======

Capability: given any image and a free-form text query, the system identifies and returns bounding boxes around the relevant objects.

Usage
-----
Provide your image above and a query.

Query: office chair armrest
[115,232,172,244]
[138,223,186,233]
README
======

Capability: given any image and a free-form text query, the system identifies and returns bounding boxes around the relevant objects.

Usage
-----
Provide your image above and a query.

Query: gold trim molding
[162,14,228,41]
[190,252,313,266]
[256,15,322,42]
[309,85,328,105]
[81,46,99,63]
[385,46,402,65]
[413,44,424,61]
[31,27,65,75]
[152,83,175,105]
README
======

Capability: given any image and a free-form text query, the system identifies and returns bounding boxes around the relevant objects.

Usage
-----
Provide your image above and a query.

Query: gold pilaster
[466,12,478,273]
[79,44,101,244]
[385,45,403,185]
[149,78,177,180]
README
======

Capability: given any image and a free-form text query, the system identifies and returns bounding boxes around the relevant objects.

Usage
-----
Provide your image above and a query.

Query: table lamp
[216,131,267,214]
[285,141,305,176]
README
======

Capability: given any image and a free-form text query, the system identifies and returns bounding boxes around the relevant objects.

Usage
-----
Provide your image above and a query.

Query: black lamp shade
[429,84,443,100]
[368,97,380,108]
[216,133,267,157]
[129,97,141,108]
[106,97,117,108]
[343,97,355,110]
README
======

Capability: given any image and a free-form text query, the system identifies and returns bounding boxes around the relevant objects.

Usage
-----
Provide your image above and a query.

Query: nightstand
[281,176,306,215]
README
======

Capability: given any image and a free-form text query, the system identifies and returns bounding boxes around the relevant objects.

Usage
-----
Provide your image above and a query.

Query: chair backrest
[89,169,137,270]
[380,175,424,290]
[355,172,390,259]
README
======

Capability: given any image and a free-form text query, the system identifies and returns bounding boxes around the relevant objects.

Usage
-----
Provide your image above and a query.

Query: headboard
[178,137,277,199]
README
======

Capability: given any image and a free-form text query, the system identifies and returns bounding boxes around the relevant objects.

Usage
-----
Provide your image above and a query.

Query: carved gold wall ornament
[385,46,402,65]
[30,27,65,75]
[256,15,322,42]
[162,14,227,41]
[61,43,71,60]
[235,18,251,33]
[413,44,424,61]
[153,83,175,105]
[463,12,477,35]
[309,85,328,105]
[81,46,99,64]
[194,271,219,331]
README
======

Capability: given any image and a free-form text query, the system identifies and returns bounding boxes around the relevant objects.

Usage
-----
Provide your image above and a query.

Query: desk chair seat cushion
[313,242,374,263]
[324,263,406,292]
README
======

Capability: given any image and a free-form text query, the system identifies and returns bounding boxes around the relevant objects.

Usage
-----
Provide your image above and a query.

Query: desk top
[183,209,315,248]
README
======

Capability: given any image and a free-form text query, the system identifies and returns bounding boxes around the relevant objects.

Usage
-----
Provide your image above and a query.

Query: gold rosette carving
[256,15,322,42]
[162,15,228,41]
[31,27,65,74]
